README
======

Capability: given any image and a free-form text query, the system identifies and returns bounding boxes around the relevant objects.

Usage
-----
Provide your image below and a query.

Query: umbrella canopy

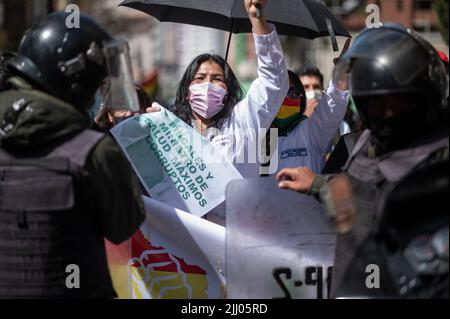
[120,0,349,37]
[120,0,350,58]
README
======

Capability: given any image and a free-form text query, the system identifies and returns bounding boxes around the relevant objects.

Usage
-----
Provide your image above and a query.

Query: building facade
[1,0,448,101]
[313,0,449,84]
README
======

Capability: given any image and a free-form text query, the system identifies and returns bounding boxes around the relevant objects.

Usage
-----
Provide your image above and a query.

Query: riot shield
[226,178,336,299]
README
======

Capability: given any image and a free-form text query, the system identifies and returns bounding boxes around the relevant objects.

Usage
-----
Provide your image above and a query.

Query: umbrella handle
[326,18,339,52]
[255,4,262,18]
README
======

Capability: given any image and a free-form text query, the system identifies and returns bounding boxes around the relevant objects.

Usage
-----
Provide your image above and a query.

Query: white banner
[111,107,242,217]
[129,196,226,299]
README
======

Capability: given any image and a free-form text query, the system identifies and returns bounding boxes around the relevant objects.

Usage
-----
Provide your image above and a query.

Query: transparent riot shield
[226,178,337,299]
[105,238,132,299]
[101,38,140,112]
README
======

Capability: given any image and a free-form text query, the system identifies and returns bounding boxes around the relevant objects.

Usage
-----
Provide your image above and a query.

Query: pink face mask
[189,82,227,119]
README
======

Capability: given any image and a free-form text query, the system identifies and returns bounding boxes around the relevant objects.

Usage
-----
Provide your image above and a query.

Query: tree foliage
[434,0,449,45]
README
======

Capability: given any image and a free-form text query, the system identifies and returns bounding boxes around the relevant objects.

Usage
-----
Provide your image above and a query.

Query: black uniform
[0,12,145,298]
[320,24,449,298]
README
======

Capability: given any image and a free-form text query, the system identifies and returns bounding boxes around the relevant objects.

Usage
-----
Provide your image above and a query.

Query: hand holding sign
[145,102,162,114]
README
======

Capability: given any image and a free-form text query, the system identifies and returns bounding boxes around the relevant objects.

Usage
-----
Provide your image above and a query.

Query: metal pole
[225,19,235,61]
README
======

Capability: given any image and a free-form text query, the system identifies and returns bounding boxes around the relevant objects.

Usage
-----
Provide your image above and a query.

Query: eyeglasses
[287,87,303,99]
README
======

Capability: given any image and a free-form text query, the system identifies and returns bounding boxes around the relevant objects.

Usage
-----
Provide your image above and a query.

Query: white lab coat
[203,25,288,222]
[205,24,289,179]
[276,80,349,174]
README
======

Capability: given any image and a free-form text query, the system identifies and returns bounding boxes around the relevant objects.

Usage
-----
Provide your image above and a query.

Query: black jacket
[0,77,145,298]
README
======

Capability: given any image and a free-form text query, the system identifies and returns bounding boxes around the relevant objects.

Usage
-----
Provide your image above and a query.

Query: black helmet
[334,24,448,150]
[8,12,114,109]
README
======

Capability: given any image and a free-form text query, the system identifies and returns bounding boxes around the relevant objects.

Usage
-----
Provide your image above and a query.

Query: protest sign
[226,178,337,299]
[107,196,226,299]
[111,107,242,217]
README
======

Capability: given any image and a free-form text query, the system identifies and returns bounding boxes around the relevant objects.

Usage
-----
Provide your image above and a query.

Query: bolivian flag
[141,71,159,98]
[130,230,208,299]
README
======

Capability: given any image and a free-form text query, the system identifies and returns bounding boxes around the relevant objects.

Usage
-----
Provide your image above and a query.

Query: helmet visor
[100,38,139,112]
[341,28,431,88]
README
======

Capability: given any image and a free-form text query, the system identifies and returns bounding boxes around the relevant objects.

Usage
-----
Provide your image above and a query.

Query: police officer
[276,24,448,298]
[0,12,145,298]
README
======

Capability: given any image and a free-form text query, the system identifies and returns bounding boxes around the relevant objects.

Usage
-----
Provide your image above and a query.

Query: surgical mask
[306,90,323,101]
[189,82,227,119]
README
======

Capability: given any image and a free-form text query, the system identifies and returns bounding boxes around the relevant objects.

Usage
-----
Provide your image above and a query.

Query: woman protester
[147,0,288,224]
[169,0,289,178]
[96,0,288,197]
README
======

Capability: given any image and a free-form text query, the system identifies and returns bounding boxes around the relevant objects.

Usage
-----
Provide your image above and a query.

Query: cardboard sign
[111,107,242,217]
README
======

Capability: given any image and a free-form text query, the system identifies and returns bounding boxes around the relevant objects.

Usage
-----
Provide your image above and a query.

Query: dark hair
[172,54,244,129]
[135,84,152,113]
[298,66,324,90]
[95,84,152,131]
[288,70,306,115]
[0,50,16,92]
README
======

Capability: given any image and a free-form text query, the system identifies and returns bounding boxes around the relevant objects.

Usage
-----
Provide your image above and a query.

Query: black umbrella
[120,0,350,59]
